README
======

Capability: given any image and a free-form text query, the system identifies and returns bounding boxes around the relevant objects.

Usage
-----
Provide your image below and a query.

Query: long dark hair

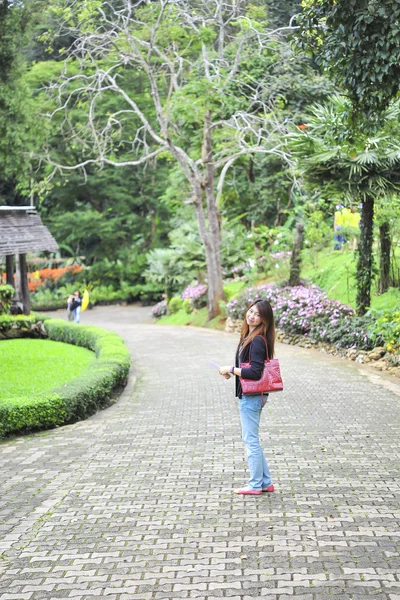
[239,299,275,358]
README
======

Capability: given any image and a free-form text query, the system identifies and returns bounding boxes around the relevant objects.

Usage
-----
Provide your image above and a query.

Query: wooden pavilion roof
[0,207,59,256]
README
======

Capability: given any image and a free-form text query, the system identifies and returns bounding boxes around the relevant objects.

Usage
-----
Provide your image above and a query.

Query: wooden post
[5,255,14,287]
[18,254,30,315]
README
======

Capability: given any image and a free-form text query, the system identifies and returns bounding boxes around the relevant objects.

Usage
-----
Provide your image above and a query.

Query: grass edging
[0,318,130,438]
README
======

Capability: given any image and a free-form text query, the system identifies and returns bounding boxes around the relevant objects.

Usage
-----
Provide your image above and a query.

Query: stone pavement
[1,305,400,600]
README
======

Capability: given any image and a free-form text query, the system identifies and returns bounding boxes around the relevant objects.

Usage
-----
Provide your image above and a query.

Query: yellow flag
[82,289,90,311]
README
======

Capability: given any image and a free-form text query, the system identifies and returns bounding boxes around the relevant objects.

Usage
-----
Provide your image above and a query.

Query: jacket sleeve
[240,336,266,380]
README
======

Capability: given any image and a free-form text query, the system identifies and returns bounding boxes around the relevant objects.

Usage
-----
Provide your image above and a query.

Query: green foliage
[289,96,400,199]
[0,318,130,437]
[0,314,37,330]
[0,284,14,314]
[315,313,383,351]
[296,0,400,117]
[0,394,67,439]
[223,280,247,301]
[304,210,332,253]
[182,299,192,314]
[289,95,400,314]
[144,248,186,300]
[0,1,46,203]
[168,297,183,314]
[369,305,400,353]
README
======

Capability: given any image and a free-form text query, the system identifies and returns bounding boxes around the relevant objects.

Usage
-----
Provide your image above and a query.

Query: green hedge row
[0,318,130,438]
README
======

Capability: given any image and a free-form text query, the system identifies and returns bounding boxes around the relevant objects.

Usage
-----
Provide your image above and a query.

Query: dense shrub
[227,283,383,351]
[0,318,130,437]
[369,306,400,353]
[182,299,192,314]
[30,280,163,311]
[152,299,167,318]
[0,284,14,314]
[168,297,183,314]
[0,314,45,340]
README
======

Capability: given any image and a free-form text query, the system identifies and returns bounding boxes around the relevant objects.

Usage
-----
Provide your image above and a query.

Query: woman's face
[246,305,262,330]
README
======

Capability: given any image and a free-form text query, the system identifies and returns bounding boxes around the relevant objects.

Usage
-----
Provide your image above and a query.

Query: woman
[219,299,275,496]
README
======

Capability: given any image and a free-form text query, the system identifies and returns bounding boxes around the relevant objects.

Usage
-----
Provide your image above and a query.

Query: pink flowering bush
[152,299,167,318]
[227,283,382,351]
[181,281,208,309]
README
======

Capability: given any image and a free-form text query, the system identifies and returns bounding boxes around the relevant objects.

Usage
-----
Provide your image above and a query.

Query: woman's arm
[219,336,266,379]
[219,365,241,377]
[239,337,266,380]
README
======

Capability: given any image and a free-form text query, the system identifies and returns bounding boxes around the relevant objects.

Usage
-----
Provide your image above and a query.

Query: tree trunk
[289,222,304,286]
[356,196,374,315]
[5,255,14,287]
[200,110,225,319]
[378,221,391,294]
[18,254,31,315]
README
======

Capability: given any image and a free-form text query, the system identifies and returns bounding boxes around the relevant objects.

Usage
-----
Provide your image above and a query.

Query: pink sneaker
[262,485,274,493]
[234,487,262,495]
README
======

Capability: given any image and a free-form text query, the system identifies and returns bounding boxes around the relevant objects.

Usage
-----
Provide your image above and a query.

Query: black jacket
[235,335,267,398]
[71,297,82,311]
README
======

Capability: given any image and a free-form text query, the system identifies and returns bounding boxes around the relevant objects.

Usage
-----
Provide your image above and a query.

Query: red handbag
[240,337,283,394]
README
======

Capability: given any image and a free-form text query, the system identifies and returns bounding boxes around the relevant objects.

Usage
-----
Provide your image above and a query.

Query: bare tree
[45,0,295,317]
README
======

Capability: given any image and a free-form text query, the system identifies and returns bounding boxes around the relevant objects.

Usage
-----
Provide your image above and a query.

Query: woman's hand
[219,366,232,379]
[219,365,231,375]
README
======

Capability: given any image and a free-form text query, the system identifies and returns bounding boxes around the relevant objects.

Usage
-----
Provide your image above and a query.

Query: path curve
[1,305,400,600]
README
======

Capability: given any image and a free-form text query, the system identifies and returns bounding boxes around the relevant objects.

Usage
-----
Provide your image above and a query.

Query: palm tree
[289,95,400,314]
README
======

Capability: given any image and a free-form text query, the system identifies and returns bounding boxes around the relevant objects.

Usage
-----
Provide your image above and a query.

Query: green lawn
[158,307,227,329]
[0,339,95,400]
[301,247,400,310]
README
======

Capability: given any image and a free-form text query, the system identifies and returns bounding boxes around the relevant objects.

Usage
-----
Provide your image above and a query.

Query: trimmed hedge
[0,318,130,438]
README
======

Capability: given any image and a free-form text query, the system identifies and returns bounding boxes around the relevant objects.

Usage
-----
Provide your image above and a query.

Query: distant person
[68,290,82,323]
[66,295,74,321]
[333,204,345,250]
[349,205,361,249]
[218,299,276,495]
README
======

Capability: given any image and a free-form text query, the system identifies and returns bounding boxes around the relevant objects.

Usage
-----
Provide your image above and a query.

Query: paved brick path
[1,305,400,600]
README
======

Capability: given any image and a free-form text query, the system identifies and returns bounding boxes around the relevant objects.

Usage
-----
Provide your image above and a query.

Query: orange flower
[27,266,83,291]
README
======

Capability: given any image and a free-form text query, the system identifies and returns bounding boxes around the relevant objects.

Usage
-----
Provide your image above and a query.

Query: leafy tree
[0,0,40,204]
[289,95,400,314]
[266,0,302,27]
[144,248,186,302]
[296,0,400,118]
[24,58,172,290]
[43,0,297,318]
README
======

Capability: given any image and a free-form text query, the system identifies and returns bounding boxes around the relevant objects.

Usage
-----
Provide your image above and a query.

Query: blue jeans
[239,395,272,490]
[74,306,81,323]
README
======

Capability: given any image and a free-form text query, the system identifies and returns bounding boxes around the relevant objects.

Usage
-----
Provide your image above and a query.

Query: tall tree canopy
[43,0,298,317]
[296,0,400,117]
[289,95,400,314]
[0,0,38,204]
